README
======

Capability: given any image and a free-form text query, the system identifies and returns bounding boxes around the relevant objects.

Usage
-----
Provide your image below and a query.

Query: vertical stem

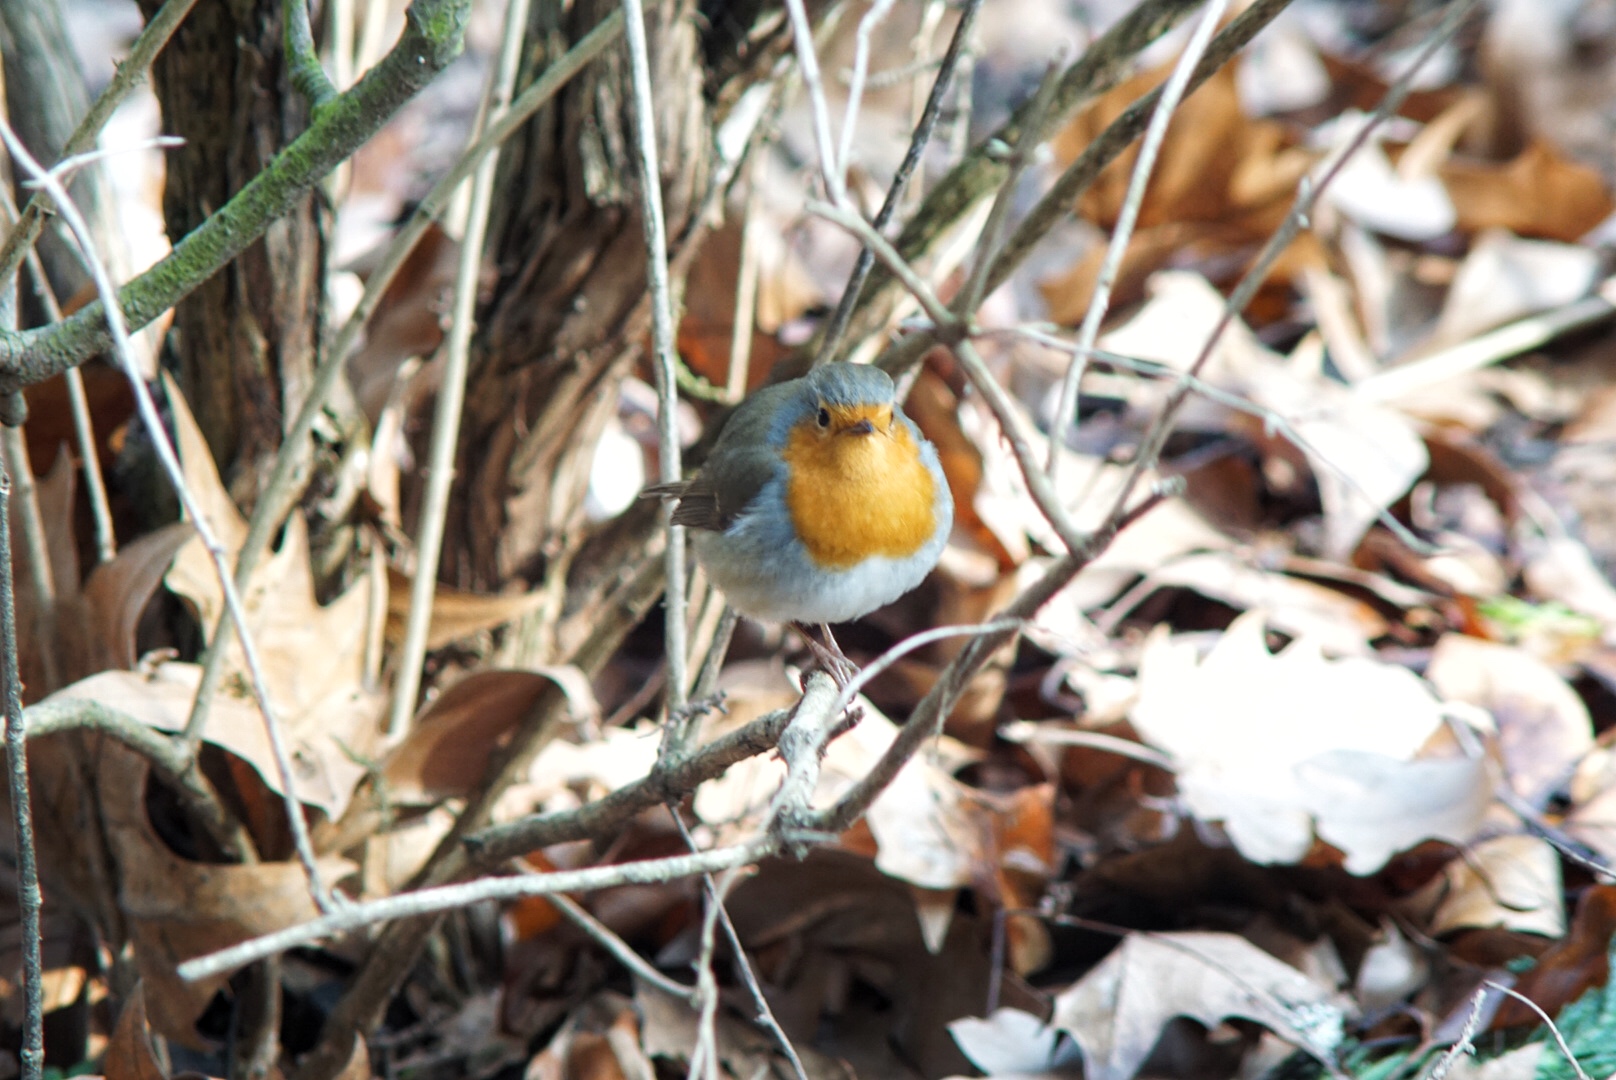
[619,0,691,733]
[0,462,45,1080]
[386,0,531,740]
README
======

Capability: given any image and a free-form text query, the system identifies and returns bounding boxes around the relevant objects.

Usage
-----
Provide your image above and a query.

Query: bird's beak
[843,418,876,436]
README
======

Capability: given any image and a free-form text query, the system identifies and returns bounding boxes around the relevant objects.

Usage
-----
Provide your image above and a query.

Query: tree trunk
[441,0,703,597]
[138,0,327,505]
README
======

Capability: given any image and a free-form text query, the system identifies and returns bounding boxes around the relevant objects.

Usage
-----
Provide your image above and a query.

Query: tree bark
[138,0,327,505]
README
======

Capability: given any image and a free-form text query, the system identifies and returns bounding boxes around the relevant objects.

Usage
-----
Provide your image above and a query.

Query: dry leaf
[1050,931,1350,1080]
[160,376,388,791]
[1441,141,1615,242]
[1428,835,1565,938]
[43,663,364,816]
[1131,611,1493,872]
[104,984,173,1080]
[1425,634,1592,806]
[383,568,549,651]
[97,741,353,1044]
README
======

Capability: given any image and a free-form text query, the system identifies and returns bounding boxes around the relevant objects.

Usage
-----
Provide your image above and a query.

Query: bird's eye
[817,407,831,428]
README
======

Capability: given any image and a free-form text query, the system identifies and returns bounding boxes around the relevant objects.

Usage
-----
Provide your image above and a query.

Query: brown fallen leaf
[1051,931,1352,1080]
[1440,140,1615,242]
[98,740,354,1046]
[104,983,178,1080]
[383,566,548,650]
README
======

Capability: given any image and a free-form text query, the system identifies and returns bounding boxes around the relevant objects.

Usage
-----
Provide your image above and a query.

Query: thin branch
[1483,983,1592,1080]
[181,8,622,746]
[813,0,983,367]
[466,702,795,863]
[0,432,58,692]
[0,0,201,293]
[387,0,531,741]
[1048,0,1230,478]
[23,697,249,858]
[0,122,332,906]
[805,200,954,327]
[671,811,809,1080]
[0,182,115,562]
[953,337,1087,552]
[549,892,698,1004]
[827,0,1213,361]
[955,55,1064,323]
[835,0,899,184]
[284,0,339,110]
[825,619,1024,723]
[621,0,692,739]
[0,367,43,1080]
[977,0,1294,307]
[780,0,845,203]
[176,840,774,982]
[0,0,473,392]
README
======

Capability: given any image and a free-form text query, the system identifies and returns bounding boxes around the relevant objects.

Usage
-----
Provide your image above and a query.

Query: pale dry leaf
[1429,834,1565,938]
[1321,130,1456,241]
[1107,550,1386,655]
[1425,634,1592,806]
[159,377,388,784]
[1427,229,1601,350]
[1131,610,1493,872]
[1050,931,1350,1080]
[383,567,549,650]
[1521,534,1616,637]
[42,662,364,816]
[1355,920,1428,1011]
[948,1008,1073,1076]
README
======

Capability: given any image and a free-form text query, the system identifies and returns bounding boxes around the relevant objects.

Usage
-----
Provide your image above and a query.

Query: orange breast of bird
[780,407,938,571]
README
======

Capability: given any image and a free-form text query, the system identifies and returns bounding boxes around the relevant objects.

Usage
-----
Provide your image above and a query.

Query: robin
[648,362,953,674]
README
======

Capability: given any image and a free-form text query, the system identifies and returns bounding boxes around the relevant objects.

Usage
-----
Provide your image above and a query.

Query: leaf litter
[11,1,1616,1078]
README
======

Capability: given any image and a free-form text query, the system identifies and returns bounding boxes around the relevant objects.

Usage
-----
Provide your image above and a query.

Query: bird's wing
[653,446,780,533]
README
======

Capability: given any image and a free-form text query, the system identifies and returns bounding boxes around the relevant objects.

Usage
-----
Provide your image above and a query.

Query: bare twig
[621,0,692,739]
[0,431,58,692]
[0,0,471,392]
[1048,0,1230,478]
[835,0,899,184]
[814,0,984,367]
[780,0,845,203]
[0,182,115,563]
[387,0,531,741]
[975,0,1294,307]
[1483,983,1593,1080]
[0,392,43,1080]
[671,812,808,1080]
[955,55,1064,323]
[177,839,774,982]
[23,697,249,857]
[549,892,697,1004]
[0,121,332,907]
[466,701,795,863]
[284,0,339,109]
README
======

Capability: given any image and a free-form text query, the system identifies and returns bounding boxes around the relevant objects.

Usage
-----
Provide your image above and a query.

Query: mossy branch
[0,0,471,395]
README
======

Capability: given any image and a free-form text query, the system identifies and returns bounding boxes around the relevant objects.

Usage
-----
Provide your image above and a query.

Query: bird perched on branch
[647,362,953,676]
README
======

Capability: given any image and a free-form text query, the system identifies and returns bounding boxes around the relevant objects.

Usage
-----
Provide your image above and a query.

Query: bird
[647,362,953,678]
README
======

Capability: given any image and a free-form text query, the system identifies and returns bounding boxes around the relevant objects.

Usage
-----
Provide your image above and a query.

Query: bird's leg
[792,621,858,688]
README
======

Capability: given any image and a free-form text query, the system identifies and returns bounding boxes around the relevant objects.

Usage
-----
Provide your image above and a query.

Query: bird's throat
[781,422,938,570]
